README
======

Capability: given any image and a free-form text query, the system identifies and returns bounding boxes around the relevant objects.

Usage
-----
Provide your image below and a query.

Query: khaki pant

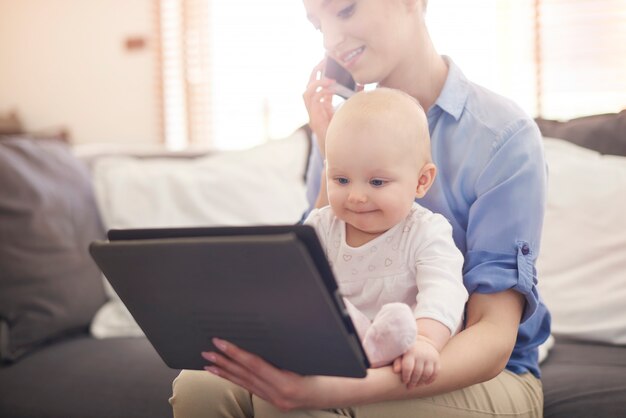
[170,369,543,418]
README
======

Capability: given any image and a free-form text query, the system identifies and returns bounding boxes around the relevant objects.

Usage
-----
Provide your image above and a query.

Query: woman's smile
[339,46,365,67]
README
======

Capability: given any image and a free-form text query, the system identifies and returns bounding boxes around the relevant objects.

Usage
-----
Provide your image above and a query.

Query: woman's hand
[201,338,325,412]
[302,59,335,155]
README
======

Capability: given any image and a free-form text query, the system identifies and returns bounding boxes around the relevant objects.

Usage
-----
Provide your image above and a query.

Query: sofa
[0,113,625,418]
[534,111,626,418]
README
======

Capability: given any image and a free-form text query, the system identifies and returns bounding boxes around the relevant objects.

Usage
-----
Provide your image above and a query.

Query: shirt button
[521,244,530,255]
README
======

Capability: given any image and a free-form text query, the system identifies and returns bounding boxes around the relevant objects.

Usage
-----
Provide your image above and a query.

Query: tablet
[89,225,369,377]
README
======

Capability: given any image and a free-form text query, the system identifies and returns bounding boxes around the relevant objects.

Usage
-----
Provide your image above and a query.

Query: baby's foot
[362,303,417,368]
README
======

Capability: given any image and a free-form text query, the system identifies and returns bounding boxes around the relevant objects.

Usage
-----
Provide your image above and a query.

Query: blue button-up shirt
[304,57,551,378]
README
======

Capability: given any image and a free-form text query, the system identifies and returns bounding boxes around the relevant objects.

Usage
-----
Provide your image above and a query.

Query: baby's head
[325,88,436,237]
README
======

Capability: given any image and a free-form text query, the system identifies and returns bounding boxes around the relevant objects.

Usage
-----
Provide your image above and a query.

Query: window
[159,0,322,150]
[158,0,626,150]
[536,0,626,119]
[427,0,538,114]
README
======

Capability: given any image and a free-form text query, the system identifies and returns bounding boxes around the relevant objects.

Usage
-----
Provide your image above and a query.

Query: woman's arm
[302,60,334,156]
[303,62,333,210]
[202,289,524,411]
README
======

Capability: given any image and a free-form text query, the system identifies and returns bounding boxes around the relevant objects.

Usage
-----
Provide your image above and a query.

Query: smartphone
[323,57,357,99]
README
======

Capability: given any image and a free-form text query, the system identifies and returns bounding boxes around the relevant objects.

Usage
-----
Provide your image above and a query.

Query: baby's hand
[392,335,440,388]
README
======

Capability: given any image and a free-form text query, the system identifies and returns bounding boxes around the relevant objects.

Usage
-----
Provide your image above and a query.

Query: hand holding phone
[323,57,357,99]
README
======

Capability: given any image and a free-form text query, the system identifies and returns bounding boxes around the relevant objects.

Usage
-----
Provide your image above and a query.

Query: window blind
[159,0,188,149]
[158,0,321,150]
[182,0,212,147]
[537,0,626,119]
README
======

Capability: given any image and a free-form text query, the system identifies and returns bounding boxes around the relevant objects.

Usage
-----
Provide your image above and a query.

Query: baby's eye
[337,3,356,19]
[370,179,387,187]
[335,177,349,185]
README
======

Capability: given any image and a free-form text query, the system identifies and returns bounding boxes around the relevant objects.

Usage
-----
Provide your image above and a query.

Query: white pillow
[537,137,626,345]
[90,130,310,338]
[93,131,309,229]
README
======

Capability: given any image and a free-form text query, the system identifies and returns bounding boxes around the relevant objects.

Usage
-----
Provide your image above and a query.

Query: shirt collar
[432,56,469,121]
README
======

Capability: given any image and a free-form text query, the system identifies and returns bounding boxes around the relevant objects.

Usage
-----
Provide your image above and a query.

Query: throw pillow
[537,137,626,345]
[536,110,626,156]
[93,128,309,229]
[0,137,108,363]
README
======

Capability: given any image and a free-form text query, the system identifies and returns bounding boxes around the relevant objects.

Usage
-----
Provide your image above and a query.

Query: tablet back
[89,231,369,377]
[107,225,340,296]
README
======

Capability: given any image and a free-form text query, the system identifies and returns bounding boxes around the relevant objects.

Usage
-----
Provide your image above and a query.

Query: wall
[0,0,159,145]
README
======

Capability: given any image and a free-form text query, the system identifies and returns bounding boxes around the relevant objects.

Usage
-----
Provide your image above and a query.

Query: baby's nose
[348,188,367,203]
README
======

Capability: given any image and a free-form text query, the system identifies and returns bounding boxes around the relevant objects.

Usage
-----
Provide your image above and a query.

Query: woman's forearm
[310,291,524,408]
[313,323,501,407]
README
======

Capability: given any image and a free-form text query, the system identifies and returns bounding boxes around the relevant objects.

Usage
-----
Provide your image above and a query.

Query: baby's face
[325,120,421,236]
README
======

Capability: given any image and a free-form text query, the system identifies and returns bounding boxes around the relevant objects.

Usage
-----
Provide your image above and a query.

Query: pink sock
[362,303,417,368]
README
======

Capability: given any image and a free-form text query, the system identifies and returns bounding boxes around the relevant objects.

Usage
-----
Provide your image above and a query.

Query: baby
[305,88,468,387]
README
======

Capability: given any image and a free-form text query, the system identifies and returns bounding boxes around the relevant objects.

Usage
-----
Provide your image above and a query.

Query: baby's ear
[415,163,436,198]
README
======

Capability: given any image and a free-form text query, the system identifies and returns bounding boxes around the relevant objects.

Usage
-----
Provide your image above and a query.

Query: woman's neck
[379,30,448,112]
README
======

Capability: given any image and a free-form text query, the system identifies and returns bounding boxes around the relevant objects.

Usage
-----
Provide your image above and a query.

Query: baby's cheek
[327,190,346,211]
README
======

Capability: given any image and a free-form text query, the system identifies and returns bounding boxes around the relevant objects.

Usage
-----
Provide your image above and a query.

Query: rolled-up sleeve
[463,119,547,323]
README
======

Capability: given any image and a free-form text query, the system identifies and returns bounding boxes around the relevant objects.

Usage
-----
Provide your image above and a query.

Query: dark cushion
[0,334,180,418]
[536,110,626,157]
[0,137,107,363]
[541,339,626,418]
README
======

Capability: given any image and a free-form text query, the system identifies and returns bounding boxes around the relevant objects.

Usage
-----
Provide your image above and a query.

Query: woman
[170,1,550,416]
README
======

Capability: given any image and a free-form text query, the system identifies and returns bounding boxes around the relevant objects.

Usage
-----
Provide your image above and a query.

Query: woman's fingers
[303,78,334,105]
[304,59,329,103]
[201,349,272,399]
[208,338,283,382]
[303,77,334,153]
[303,59,339,147]
[307,58,326,84]
[202,338,307,410]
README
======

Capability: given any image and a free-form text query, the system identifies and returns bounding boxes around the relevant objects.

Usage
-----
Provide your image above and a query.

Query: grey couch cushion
[541,339,626,418]
[0,334,180,418]
[0,137,107,363]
